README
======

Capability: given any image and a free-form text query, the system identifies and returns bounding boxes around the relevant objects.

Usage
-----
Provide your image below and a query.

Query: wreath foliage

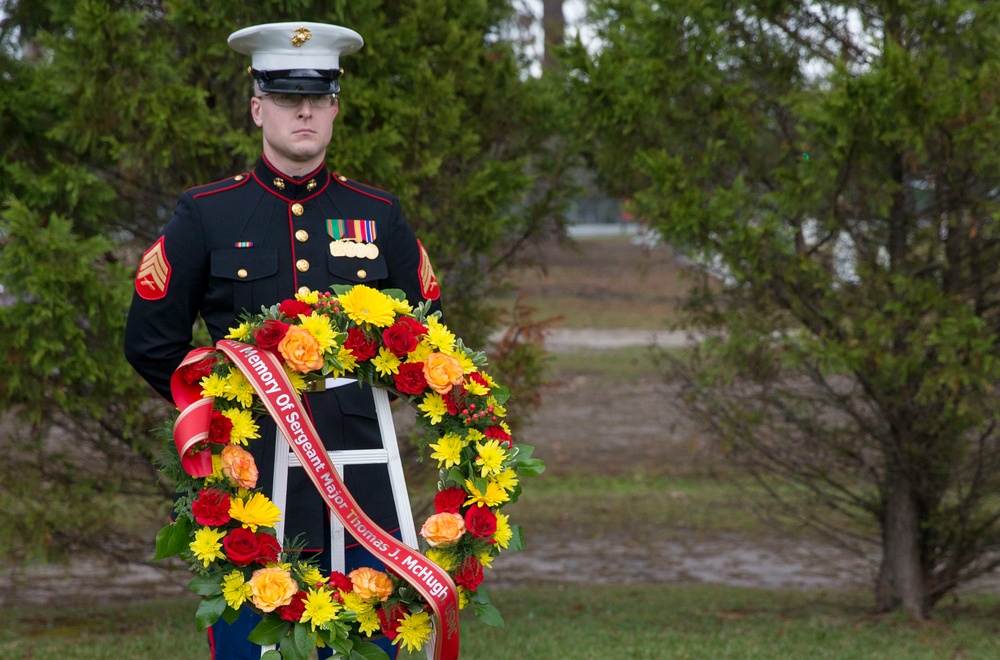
[154,285,545,659]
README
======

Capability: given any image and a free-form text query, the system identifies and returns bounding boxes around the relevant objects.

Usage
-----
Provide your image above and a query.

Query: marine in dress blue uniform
[123,22,440,660]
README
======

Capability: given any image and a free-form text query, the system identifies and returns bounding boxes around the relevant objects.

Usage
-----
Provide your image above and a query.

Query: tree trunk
[875,465,928,619]
[542,0,565,72]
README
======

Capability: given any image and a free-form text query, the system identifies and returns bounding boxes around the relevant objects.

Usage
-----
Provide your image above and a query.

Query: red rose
[398,316,428,336]
[278,591,307,622]
[328,571,353,592]
[191,488,231,526]
[393,362,428,395]
[454,555,484,591]
[278,299,313,318]
[484,425,512,448]
[254,319,290,351]
[223,528,260,566]
[434,486,467,514]
[345,326,379,360]
[378,602,408,640]
[208,410,233,445]
[181,356,216,384]
[464,505,498,540]
[381,321,419,357]
[255,533,281,564]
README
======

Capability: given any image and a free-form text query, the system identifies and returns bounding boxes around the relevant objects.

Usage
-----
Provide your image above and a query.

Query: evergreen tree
[571,0,1000,617]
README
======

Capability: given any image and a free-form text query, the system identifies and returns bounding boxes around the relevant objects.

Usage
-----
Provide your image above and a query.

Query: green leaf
[261,652,282,660]
[248,616,291,646]
[351,640,391,660]
[507,525,526,552]
[473,601,505,629]
[516,458,546,477]
[278,622,316,660]
[221,606,240,625]
[195,595,227,631]
[152,517,192,560]
[188,573,224,596]
[511,444,535,462]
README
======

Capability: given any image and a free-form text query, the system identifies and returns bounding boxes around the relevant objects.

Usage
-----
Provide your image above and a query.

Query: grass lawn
[4,585,1000,659]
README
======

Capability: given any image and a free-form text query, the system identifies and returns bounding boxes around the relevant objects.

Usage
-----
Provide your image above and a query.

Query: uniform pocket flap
[327,252,389,283]
[211,248,278,281]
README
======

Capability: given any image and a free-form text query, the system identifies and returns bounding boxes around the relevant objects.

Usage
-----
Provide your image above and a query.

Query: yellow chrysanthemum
[429,432,465,469]
[339,285,396,327]
[222,570,252,609]
[297,565,326,588]
[222,370,255,408]
[477,550,495,569]
[330,345,359,377]
[357,608,381,636]
[487,398,507,419]
[372,347,401,377]
[418,393,448,425]
[221,408,260,445]
[493,513,512,550]
[474,439,507,478]
[492,468,519,493]
[424,317,456,351]
[455,351,476,374]
[341,591,374,615]
[464,479,509,508]
[465,379,489,397]
[480,371,498,388]
[405,342,434,363]
[301,587,341,631]
[457,585,469,610]
[283,366,308,393]
[425,547,459,572]
[393,611,433,653]
[464,428,485,444]
[295,289,320,305]
[200,372,228,398]
[230,493,282,532]
[299,313,339,353]
[390,297,413,315]
[190,527,226,567]
[226,322,253,341]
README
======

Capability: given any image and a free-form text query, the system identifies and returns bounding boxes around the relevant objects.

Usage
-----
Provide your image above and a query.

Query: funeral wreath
[154,284,545,660]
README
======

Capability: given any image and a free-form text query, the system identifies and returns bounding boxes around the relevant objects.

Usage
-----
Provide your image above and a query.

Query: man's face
[250,91,338,171]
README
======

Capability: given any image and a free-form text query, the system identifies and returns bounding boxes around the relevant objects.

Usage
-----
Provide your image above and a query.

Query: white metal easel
[261,378,425,658]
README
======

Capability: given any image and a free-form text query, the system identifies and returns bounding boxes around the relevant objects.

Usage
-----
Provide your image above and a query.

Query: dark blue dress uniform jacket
[124,156,440,552]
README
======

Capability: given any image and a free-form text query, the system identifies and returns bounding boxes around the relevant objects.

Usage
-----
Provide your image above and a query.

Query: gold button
[237,268,248,279]
[291,203,304,216]
[295,229,309,242]
[356,269,367,279]
[273,177,285,190]
[234,174,244,181]
[306,178,317,191]
[296,259,310,272]
[297,286,310,296]
[338,175,347,182]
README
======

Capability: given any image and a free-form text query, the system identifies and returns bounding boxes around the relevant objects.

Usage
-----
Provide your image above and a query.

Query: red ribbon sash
[209,340,460,658]
[170,347,217,477]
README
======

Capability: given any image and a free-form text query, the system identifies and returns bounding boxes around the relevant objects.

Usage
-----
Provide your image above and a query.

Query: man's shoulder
[329,173,398,207]
[184,172,254,200]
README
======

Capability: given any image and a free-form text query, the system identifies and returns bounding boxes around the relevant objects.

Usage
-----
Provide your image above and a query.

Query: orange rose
[221,444,258,489]
[419,512,466,547]
[349,566,393,602]
[278,325,324,373]
[423,352,464,394]
[248,566,298,612]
